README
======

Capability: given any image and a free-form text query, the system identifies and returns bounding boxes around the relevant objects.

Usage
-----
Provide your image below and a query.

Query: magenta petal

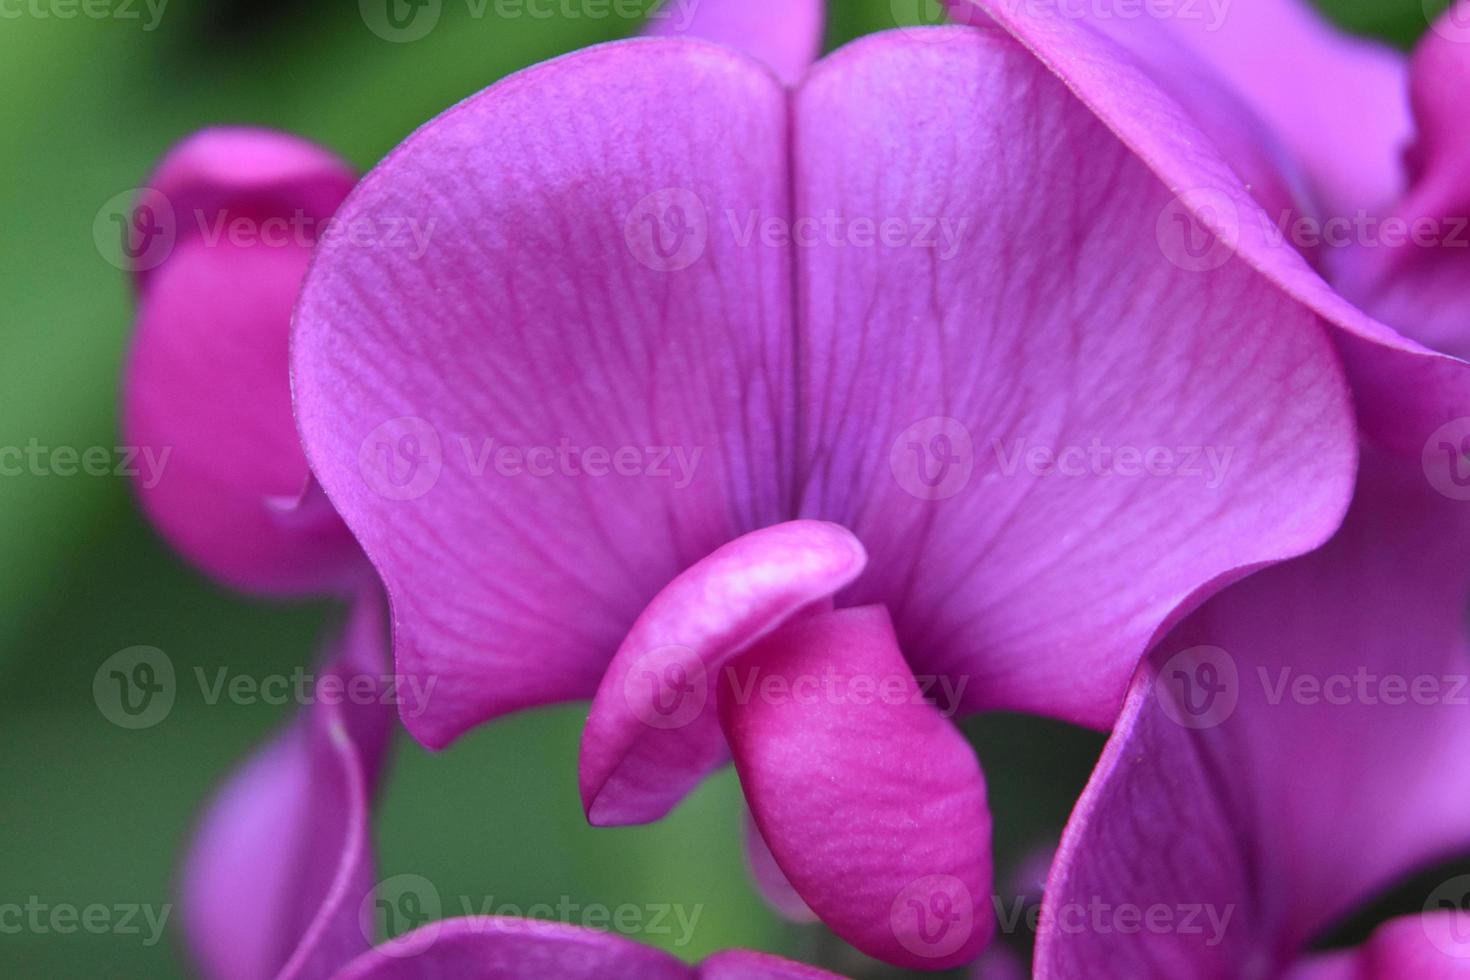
[643,0,823,84]
[1037,450,1470,978]
[331,918,696,980]
[1289,915,1470,980]
[123,128,361,595]
[294,40,794,748]
[697,950,843,979]
[579,521,866,826]
[970,3,1470,458]
[181,595,390,980]
[722,606,992,970]
[791,28,1356,726]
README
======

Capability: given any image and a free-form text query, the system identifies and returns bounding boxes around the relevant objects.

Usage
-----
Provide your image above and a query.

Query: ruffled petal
[579,521,866,826]
[293,40,794,749]
[123,128,362,595]
[643,0,824,84]
[181,594,391,980]
[1037,449,1470,978]
[1326,5,1470,361]
[968,2,1470,458]
[790,28,1356,727]
[722,606,992,970]
[330,918,696,980]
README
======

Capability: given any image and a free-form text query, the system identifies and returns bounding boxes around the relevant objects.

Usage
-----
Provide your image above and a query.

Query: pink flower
[285,8,1428,968]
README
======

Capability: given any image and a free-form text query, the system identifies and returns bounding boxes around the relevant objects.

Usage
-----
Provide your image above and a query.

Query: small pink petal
[744,809,817,924]
[643,0,824,84]
[580,520,866,826]
[722,605,993,970]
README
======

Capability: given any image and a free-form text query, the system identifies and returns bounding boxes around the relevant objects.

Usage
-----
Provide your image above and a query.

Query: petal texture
[790,28,1356,726]
[722,606,992,970]
[1037,449,1470,979]
[294,41,794,748]
[643,0,824,84]
[970,2,1470,457]
[579,521,866,826]
[123,128,361,595]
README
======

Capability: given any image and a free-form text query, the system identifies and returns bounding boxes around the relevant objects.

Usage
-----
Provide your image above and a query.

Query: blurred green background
[0,0,1439,976]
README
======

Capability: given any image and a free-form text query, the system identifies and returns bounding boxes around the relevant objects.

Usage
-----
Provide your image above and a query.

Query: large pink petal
[790,28,1356,727]
[643,0,824,84]
[181,594,391,980]
[579,521,866,826]
[123,128,362,595]
[722,606,993,970]
[968,2,1470,458]
[330,918,695,980]
[293,41,794,749]
[1037,449,1470,979]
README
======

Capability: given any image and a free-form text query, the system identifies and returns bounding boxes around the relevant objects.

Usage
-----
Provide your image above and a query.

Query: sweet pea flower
[121,127,366,595]
[180,589,840,980]
[279,0,1470,959]
[1033,446,1470,979]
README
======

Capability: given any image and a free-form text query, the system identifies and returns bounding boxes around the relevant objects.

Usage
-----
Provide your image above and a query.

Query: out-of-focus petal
[330,918,696,980]
[293,41,794,749]
[722,606,992,970]
[970,2,1470,458]
[181,594,391,980]
[643,0,824,84]
[579,521,866,826]
[123,128,362,595]
[744,809,817,924]
[1327,3,1470,361]
[791,28,1356,727]
[1037,449,1470,978]
[1288,914,1470,980]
